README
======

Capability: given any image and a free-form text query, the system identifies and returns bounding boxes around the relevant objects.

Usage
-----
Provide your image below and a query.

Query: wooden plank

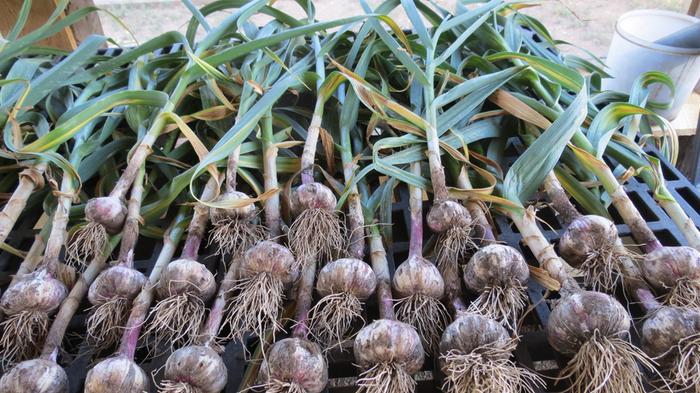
[0,0,103,51]
[652,92,700,137]
[671,92,700,137]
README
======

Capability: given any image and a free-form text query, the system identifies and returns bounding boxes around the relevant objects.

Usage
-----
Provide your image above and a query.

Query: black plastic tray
[2,44,700,390]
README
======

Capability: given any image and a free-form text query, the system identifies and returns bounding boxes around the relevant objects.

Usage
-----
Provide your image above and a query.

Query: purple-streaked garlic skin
[260,338,328,393]
[0,359,68,393]
[463,244,529,292]
[88,265,146,305]
[84,356,149,393]
[640,246,700,291]
[354,319,424,374]
[641,306,700,362]
[559,215,618,267]
[0,270,67,315]
[426,200,471,234]
[291,182,337,216]
[163,345,227,393]
[209,191,256,223]
[547,291,630,355]
[439,313,510,362]
[392,255,445,299]
[156,259,216,301]
[238,241,298,286]
[316,258,377,300]
[85,196,127,234]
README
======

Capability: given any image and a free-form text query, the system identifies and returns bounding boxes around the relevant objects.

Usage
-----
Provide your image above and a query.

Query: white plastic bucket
[602,10,700,120]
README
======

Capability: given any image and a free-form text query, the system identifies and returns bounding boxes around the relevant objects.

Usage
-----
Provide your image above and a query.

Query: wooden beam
[0,0,103,51]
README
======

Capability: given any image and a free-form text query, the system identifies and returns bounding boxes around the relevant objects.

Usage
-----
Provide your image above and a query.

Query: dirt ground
[95,0,690,57]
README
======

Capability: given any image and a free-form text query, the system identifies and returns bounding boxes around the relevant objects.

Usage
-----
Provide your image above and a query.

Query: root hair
[580,240,630,293]
[441,338,544,393]
[158,380,201,393]
[0,311,48,369]
[308,292,363,351]
[220,273,285,347]
[435,225,476,278]
[142,293,206,355]
[467,283,527,332]
[394,294,450,354]
[259,380,307,393]
[86,297,129,352]
[288,209,344,267]
[662,332,700,392]
[558,329,659,393]
[665,279,700,310]
[65,221,108,269]
[207,217,267,259]
[357,362,415,393]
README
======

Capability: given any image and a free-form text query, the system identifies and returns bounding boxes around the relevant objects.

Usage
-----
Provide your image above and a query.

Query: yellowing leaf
[489,89,551,129]
[205,78,235,110]
[163,112,219,180]
[386,118,424,137]
[441,142,468,163]
[319,127,335,174]
[274,141,304,149]
[163,106,234,133]
[449,188,521,209]
[0,241,26,258]
[528,265,561,291]
[191,105,234,121]
[247,80,265,95]
[199,187,279,209]
[377,15,413,55]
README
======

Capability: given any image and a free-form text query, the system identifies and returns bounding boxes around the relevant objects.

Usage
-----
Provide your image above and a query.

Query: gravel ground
[94,0,690,57]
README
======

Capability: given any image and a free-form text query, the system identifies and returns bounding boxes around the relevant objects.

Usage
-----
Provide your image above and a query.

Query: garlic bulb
[0,359,68,393]
[291,182,337,216]
[427,200,471,234]
[162,346,227,393]
[84,356,149,393]
[316,258,376,300]
[84,196,127,234]
[260,338,328,393]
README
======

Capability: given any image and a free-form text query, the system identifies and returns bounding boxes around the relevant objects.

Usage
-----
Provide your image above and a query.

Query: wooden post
[67,0,104,45]
[0,0,103,51]
[690,0,700,17]
[677,0,700,184]
[678,117,700,186]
